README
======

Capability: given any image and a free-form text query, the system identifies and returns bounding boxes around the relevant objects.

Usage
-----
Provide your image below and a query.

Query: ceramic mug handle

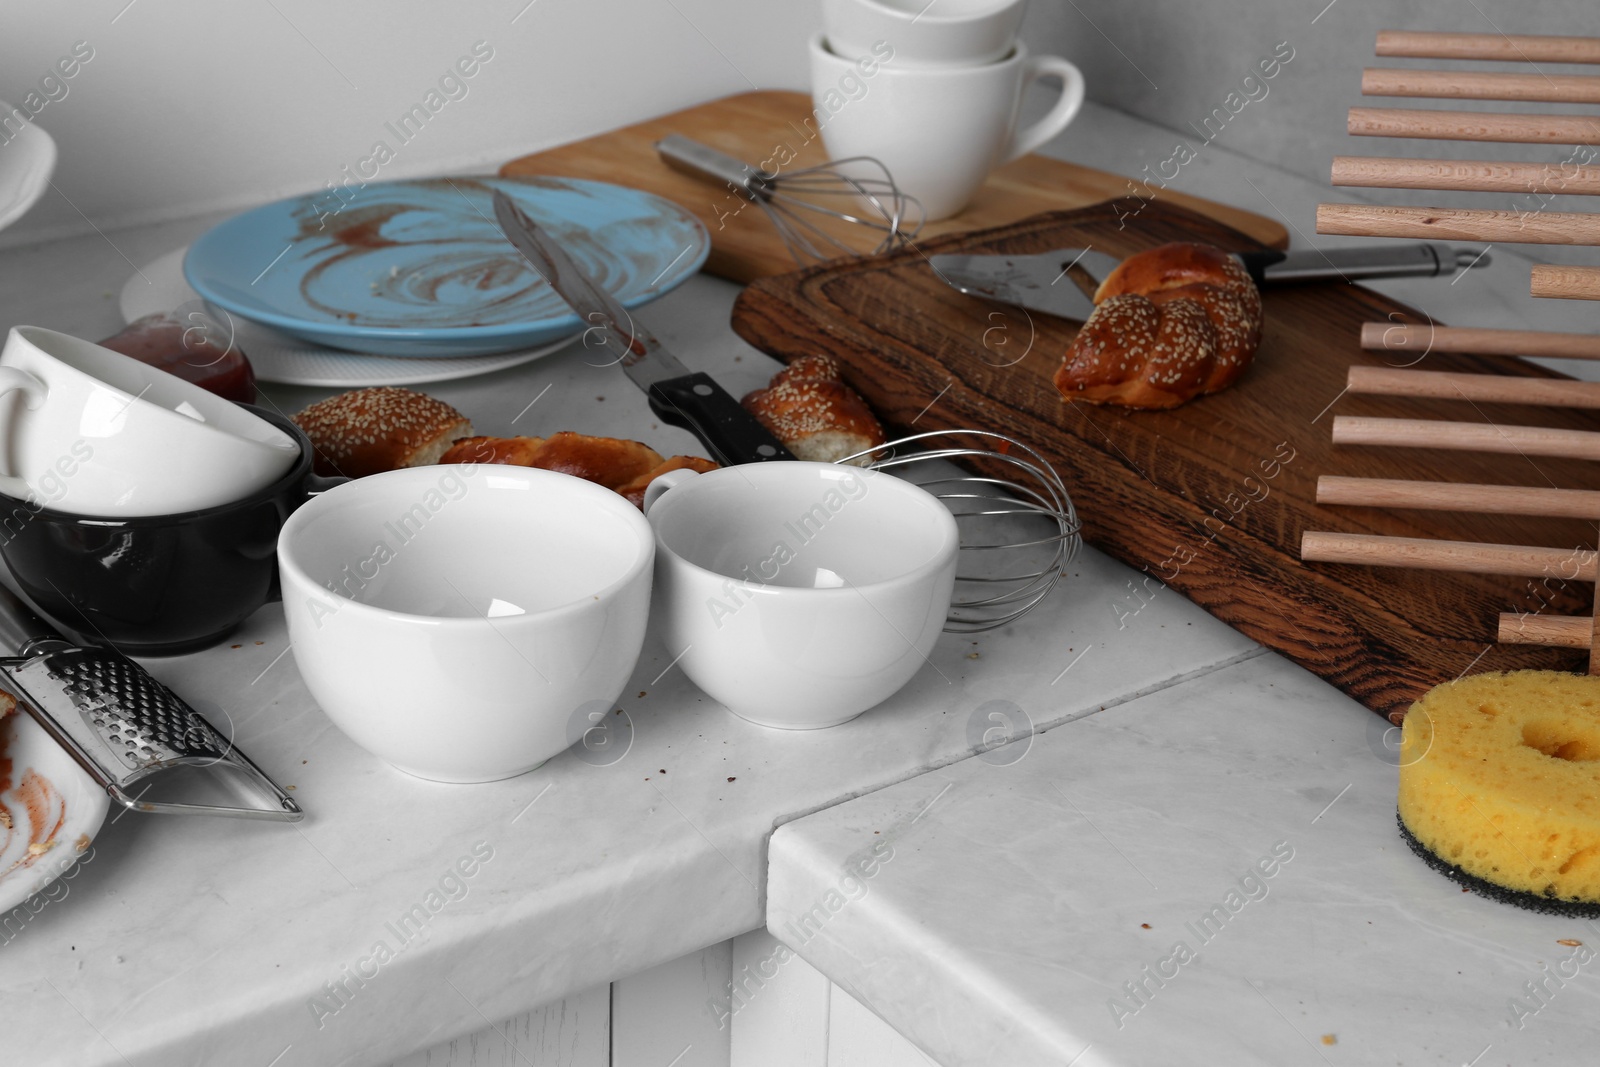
[642,468,701,515]
[1002,55,1087,164]
[0,366,47,500]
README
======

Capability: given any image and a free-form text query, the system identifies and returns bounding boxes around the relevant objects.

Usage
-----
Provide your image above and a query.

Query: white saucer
[0,708,109,916]
[121,247,579,387]
[0,101,57,233]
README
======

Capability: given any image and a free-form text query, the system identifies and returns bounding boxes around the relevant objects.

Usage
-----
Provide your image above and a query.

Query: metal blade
[927,249,1116,322]
[491,190,691,388]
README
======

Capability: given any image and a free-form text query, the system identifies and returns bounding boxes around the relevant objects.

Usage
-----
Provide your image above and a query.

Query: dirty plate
[184,176,709,357]
[0,100,56,233]
[0,708,108,916]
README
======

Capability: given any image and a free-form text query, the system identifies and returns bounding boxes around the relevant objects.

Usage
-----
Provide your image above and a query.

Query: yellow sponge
[1399,670,1600,912]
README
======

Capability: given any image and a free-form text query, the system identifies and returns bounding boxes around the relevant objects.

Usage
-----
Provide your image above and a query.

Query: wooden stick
[1363,68,1600,104]
[1498,613,1593,648]
[1360,322,1600,361]
[1317,203,1600,246]
[1317,476,1600,519]
[1331,416,1600,461]
[1347,365,1600,408]
[1301,531,1596,580]
[1532,265,1600,301]
[1592,576,1600,673]
[1331,156,1600,196]
[1348,107,1600,145]
[1375,30,1600,65]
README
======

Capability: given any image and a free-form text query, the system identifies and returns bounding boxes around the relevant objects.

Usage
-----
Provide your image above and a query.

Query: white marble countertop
[0,94,1586,1066]
[768,651,1600,1067]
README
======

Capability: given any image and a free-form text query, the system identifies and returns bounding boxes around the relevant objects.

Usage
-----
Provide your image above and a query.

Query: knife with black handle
[490,191,794,467]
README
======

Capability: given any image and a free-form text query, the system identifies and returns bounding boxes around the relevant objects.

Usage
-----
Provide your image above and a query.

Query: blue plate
[183,176,710,358]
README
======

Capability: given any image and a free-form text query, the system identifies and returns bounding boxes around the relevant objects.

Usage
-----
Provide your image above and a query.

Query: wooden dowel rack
[1498,613,1593,649]
[1362,68,1600,104]
[1301,531,1597,580]
[1359,322,1600,361]
[1347,365,1600,408]
[1348,108,1600,145]
[1317,203,1600,246]
[1531,265,1600,301]
[1317,476,1600,519]
[1375,30,1600,65]
[1331,416,1600,461]
[1331,157,1600,196]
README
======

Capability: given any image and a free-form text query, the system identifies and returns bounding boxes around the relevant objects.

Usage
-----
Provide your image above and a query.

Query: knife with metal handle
[929,242,1491,322]
[0,585,303,821]
[490,190,795,466]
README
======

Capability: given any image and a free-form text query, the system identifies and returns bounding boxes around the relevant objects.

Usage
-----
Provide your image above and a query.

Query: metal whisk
[657,135,923,266]
[840,429,1082,633]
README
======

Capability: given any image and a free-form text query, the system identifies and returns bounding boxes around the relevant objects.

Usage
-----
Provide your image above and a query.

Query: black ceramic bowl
[0,406,342,655]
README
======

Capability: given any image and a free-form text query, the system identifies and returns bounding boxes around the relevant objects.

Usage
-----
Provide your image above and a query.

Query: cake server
[490,189,795,466]
[929,243,1492,322]
[0,585,303,821]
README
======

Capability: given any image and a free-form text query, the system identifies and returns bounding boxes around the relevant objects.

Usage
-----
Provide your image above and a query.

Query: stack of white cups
[812,0,1086,221]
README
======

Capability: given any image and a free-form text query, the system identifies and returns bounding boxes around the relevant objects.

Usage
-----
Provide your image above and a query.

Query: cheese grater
[0,585,302,821]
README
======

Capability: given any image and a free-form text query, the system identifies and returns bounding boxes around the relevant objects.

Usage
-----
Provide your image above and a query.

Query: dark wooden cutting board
[730,200,1597,720]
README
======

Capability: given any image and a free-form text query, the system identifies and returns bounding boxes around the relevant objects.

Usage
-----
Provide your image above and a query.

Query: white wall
[0,0,819,247]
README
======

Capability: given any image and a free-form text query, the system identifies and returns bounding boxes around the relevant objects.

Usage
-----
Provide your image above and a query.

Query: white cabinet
[725,930,939,1067]
[384,934,932,1067]
[383,984,609,1067]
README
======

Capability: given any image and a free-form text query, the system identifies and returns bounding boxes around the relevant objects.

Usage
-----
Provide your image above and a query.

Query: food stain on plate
[0,708,71,880]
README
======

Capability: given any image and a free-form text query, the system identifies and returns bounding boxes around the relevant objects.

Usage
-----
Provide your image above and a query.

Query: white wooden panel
[611,942,733,1067]
[384,984,609,1067]
[826,984,940,1067]
[727,930,829,1067]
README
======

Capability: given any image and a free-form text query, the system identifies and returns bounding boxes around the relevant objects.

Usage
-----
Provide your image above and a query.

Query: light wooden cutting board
[499,91,1289,284]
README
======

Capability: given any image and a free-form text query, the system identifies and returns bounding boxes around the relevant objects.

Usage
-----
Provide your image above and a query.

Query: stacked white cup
[813,0,1085,220]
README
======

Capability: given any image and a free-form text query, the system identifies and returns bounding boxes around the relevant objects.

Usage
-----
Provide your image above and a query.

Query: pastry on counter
[294,387,472,478]
[1398,670,1600,915]
[1053,242,1264,409]
[440,431,718,509]
[742,354,886,464]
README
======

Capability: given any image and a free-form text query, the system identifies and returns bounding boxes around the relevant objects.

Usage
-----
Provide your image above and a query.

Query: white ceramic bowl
[0,326,299,515]
[645,462,957,729]
[278,465,655,782]
[822,0,1029,67]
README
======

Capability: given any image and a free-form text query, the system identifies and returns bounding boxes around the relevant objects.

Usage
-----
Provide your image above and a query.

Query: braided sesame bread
[741,354,886,465]
[294,387,471,478]
[1053,243,1264,409]
[439,431,718,509]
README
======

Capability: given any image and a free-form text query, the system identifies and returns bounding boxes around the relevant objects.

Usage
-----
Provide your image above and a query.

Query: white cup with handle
[0,326,299,516]
[810,32,1085,220]
[823,0,1030,68]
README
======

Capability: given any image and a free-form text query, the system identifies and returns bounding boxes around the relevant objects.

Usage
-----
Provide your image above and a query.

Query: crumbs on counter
[727,777,736,782]
[1321,1035,1336,1046]
[638,691,646,698]
[231,644,242,649]
[1140,923,1151,929]
[1559,939,1584,947]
